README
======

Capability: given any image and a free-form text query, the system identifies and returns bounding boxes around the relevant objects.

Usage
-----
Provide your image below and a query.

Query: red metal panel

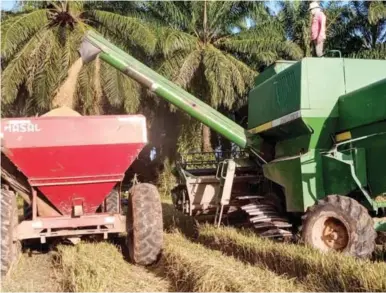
[1,115,147,215]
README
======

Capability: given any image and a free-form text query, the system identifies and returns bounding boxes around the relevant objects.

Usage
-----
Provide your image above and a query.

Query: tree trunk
[202,124,212,152]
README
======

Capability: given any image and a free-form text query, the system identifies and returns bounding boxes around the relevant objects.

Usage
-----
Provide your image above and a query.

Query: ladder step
[254,221,292,229]
[272,221,292,228]
[236,195,265,200]
[241,204,273,211]
[260,229,292,238]
[250,216,272,223]
[247,210,277,216]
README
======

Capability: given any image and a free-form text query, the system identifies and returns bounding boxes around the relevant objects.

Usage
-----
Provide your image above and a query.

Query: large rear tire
[1,187,20,276]
[302,195,376,258]
[126,183,163,265]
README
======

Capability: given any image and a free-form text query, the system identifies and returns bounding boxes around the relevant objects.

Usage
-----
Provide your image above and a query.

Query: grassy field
[53,241,170,292]
[2,197,384,292]
[198,224,386,292]
[161,231,305,292]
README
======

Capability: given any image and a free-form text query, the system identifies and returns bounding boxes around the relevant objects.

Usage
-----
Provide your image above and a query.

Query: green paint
[262,155,304,212]
[375,220,386,232]
[254,60,296,87]
[339,78,386,131]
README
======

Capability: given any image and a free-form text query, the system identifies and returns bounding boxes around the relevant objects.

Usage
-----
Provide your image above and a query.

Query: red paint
[1,115,147,215]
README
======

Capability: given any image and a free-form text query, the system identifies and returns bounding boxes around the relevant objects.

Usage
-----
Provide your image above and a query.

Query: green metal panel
[321,151,365,196]
[339,122,386,199]
[247,58,345,147]
[304,58,345,111]
[343,59,386,94]
[263,151,326,212]
[262,155,304,212]
[274,116,338,157]
[254,60,296,87]
[300,151,326,209]
[338,78,386,131]
[248,61,302,129]
[264,147,376,212]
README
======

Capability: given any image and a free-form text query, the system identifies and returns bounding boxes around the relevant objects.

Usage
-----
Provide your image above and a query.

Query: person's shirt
[311,10,326,41]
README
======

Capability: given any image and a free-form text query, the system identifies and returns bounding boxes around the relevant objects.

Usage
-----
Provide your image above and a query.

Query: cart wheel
[126,183,163,265]
[302,195,376,258]
[105,189,119,214]
[1,187,21,276]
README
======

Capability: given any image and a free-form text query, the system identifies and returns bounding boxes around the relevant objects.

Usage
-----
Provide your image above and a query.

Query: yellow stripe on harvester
[335,131,352,142]
[248,121,273,134]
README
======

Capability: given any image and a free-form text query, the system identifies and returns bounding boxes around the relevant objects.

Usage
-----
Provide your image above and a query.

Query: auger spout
[79,30,248,149]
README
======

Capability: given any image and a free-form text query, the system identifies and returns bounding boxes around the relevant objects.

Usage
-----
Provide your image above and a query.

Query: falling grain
[52,58,83,109]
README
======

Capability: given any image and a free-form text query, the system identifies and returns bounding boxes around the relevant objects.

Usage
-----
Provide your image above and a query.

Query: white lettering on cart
[4,120,41,133]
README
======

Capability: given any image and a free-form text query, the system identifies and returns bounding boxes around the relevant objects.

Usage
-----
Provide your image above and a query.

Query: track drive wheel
[1,187,21,277]
[126,183,163,265]
[105,189,119,214]
[302,195,376,258]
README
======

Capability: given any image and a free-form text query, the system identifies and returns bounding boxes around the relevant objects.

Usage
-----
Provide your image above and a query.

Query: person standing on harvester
[309,1,326,57]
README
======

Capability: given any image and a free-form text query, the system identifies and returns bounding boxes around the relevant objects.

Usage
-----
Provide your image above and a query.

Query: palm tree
[1,0,156,117]
[276,1,313,57]
[339,1,386,58]
[143,1,303,152]
[277,0,385,59]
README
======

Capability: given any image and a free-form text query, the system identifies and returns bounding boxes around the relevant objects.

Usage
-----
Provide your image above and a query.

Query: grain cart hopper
[75,31,386,258]
[1,112,163,276]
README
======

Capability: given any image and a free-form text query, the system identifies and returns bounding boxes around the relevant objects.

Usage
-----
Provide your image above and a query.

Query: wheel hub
[321,218,348,250]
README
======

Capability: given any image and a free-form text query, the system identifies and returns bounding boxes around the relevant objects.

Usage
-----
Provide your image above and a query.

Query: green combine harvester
[80,30,386,258]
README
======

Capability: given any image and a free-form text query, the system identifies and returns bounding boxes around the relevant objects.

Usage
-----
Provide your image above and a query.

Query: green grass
[198,224,386,292]
[53,242,170,292]
[162,231,305,292]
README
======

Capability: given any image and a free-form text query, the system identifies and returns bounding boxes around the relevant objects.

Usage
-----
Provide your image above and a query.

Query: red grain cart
[1,109,163,276]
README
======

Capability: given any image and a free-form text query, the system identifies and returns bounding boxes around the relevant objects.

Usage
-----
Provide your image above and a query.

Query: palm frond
[1,28,51,104]
[156,26,197,57]
[121,73,141,114]
[100,61,123,108]
[368,1,386,25]
[202,45,250,109]
[143,1,191,30]
[174,49,202,88]
[1,9,48,59]
[156,50,189,79]
[90,10,157,55]
[75,60,94,115]
[217,23,303,63]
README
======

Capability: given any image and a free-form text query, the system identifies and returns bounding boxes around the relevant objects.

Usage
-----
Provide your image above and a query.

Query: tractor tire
[302,195,376,258]
[126,183,163,266]
[105,189,119,214]
[1,187,20,276]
